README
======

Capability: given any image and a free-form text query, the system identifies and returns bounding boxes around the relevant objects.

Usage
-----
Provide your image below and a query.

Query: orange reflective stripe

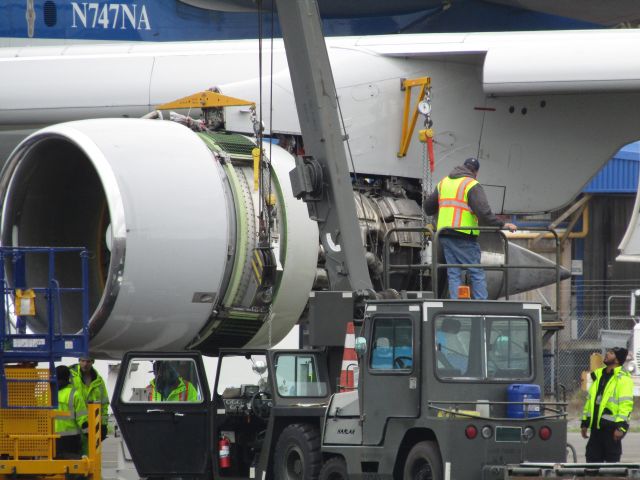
[456,177,474,201]
[439,200,471,210]
[452,206,461,227]
[452,178,475,226]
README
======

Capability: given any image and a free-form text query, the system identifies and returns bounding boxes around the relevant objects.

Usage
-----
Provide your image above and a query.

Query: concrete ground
[98,433,640,480]
[101,436,120,480]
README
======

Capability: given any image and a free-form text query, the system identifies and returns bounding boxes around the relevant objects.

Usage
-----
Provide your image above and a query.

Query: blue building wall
[583,143,640,194]
[573,142,640,322]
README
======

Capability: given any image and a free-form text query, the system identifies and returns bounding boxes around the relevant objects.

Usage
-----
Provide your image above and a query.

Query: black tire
[403,441,443,480]
[274,423,322,480]
[319,456,348,480]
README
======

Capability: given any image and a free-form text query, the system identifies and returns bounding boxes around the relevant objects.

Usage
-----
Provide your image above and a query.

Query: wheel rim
[285,445,304,480]
[412,459,433,480]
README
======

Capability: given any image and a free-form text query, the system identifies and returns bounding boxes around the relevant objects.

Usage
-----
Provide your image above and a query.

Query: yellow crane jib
[156,91,255,110]
[398,77,432,158]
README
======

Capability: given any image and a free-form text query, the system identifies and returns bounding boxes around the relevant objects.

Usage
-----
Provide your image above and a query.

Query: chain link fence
[546,281,640,423]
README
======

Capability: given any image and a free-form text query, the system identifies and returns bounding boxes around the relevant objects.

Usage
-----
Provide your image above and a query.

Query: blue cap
[464,157,480,172]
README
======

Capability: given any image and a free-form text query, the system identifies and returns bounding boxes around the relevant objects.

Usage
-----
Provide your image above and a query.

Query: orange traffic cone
[339,322,358,391]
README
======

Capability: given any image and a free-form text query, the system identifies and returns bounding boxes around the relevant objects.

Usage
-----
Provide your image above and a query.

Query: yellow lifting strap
[156,91,255,110]
[15,289,36,316]
[252,147,261,192]
[398,77,431,158]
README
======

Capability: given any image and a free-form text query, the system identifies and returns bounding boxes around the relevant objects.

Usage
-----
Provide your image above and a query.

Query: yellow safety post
[86,403,103,480]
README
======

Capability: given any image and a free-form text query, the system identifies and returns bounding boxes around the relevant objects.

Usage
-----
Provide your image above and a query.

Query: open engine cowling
[0,119,318,358]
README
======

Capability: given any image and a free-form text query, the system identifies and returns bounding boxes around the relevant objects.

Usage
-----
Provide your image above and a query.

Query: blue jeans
[440,235,487,299]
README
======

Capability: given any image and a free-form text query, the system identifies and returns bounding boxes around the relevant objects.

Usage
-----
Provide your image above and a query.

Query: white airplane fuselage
[2,30,640,214]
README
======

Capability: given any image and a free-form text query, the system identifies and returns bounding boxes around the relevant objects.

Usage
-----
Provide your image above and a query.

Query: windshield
[274,354,328,397]
[435,315,532,381]
[216,354,269,397]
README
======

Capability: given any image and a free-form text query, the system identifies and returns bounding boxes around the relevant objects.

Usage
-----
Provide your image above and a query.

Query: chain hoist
[418,86,435,291]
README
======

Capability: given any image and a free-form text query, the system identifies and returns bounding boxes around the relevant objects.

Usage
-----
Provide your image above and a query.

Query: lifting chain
[419,86,434,291]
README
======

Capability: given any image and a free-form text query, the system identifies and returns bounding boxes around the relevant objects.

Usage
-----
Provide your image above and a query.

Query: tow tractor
[0,246,103,480]
[108,0,638,478]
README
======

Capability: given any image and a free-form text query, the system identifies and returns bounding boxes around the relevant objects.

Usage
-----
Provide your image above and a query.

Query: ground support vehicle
[0,246,103,480]
[112,294,574,480]
[320,297,565,480]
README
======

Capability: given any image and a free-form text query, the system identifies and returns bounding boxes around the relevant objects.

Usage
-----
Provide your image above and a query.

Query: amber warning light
[458,286,471,299]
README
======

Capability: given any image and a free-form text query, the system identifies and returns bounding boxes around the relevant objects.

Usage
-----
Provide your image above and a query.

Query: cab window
[216,354,269,398]
[274,354,327,397]
[435,316,474,377]
[434,315,532,381]
[487,318,531,379]
[120,358,203,403]
[370,317,413,370]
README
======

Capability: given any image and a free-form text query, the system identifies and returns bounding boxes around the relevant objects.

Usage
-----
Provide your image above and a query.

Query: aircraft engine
[0,119,318,359]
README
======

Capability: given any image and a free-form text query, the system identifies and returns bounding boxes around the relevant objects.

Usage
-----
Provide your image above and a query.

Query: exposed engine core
[0,118,567,358]
[0,119,317,358]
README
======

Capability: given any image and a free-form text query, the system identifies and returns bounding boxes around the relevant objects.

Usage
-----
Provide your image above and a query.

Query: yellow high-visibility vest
[55,385,88,436]
[70,364,109,427]
[436,176,479,236]
[148,378,198,402]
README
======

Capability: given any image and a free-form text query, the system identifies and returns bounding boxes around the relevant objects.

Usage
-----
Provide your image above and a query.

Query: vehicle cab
[112,348,332,479]
[322,299,568,479]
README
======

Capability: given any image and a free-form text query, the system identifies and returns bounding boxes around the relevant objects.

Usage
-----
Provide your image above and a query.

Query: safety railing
[0,247,90,408]
[382,226,562,307]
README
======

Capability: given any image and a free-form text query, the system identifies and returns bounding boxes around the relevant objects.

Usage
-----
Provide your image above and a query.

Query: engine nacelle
[0,119,317,358]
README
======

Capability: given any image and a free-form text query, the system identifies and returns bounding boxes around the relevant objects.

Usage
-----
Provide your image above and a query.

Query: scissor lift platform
[0,247,101,479]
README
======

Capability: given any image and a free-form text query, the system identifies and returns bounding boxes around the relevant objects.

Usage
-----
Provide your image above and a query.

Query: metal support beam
[274,0,373,292]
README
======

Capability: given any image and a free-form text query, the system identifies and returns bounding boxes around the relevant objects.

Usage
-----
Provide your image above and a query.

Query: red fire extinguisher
[219,436,231,469]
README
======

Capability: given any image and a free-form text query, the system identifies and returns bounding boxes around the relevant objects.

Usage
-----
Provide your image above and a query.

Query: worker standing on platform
[54,365,88,459]
[423,157,517,299]
[70,357,109,449]
[581,347,634,462]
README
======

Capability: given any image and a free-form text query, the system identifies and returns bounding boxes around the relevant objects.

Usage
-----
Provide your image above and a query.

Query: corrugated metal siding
[583,143,640,193]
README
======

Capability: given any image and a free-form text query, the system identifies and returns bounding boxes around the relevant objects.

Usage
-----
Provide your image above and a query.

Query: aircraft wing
[358,31,640,93]
[180,0,640,25]
[178,0,435,16]
[2,30,640,213]
[484,0,640,26]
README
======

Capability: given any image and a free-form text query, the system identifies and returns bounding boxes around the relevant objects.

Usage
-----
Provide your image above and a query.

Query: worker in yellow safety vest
[55,365,88,459]
[147,361,199,402]
[423,158,517,299]
[70,357,110,453]
[581,347,634,462]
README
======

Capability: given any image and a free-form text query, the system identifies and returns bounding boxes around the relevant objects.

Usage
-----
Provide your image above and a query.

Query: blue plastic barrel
[506,384,541,418]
